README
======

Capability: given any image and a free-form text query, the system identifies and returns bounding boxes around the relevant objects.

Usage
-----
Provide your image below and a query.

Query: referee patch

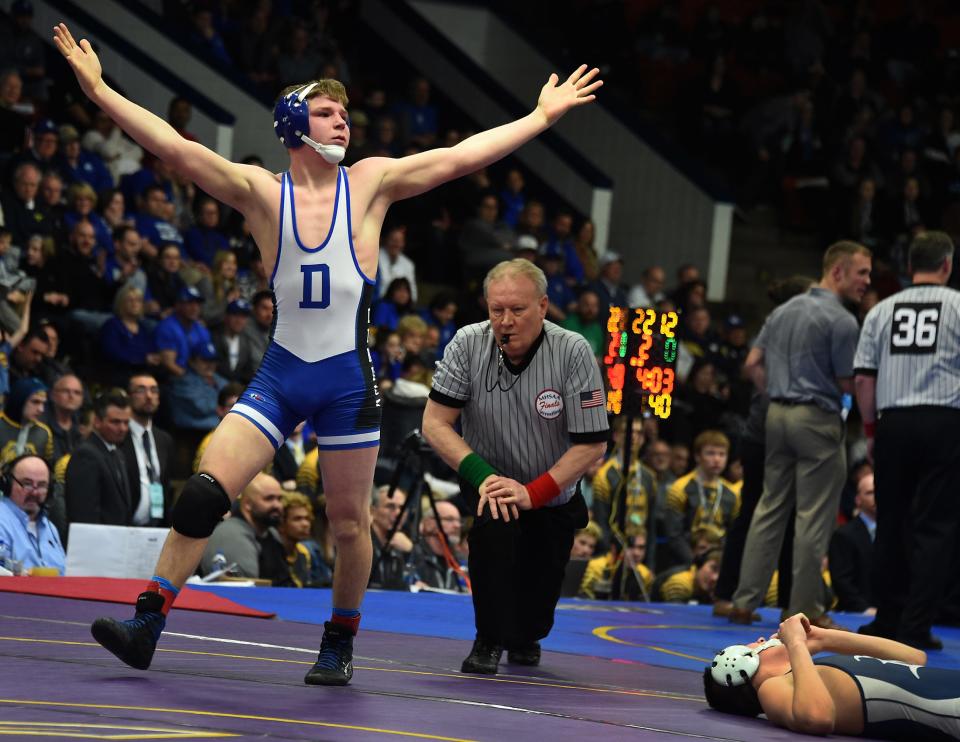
[580,389,603,409]
[536,389,563,419]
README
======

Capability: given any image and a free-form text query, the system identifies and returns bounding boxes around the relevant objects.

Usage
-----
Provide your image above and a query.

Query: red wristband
[526,472,560,508]
[863,421,876,438]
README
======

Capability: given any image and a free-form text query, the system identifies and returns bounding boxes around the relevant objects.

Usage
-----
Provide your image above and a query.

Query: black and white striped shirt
[854,284,960,410]
[430,320,610,506]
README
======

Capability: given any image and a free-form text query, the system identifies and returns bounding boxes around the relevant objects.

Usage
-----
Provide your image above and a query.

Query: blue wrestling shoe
[91,591,166,670]
[304,621,354,686]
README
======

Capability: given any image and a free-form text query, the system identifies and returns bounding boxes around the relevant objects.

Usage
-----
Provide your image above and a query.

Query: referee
[422,259,609,675]
[854,230,960,650]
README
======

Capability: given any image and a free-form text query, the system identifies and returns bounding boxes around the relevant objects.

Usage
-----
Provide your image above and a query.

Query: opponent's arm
[370,66,602,202]
[53,24,258,211]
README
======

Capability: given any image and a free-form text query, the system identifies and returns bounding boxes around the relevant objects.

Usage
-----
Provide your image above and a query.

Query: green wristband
[458,452,497,489]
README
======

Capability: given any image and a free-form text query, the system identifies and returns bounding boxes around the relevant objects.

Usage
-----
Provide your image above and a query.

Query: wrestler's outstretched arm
[360,65,602,202]
[52,23,264,211]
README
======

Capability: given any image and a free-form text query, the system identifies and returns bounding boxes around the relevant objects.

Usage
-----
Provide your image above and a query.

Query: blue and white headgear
[273,82,346,164]
[709,638,783,687]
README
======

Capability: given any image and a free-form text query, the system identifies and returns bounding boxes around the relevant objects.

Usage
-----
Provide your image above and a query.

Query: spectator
[64,390,134,526]
[828,472,876,614]
[0,376,52,465]
[845,177,883,252]
[134,184,183,261]
[0,69,28,156]
[643,438,676,497]
[410,499,467,592]
[458,193,515,274]
[188,7,233,68]
[103,225,147,294]
[38,170,65,235]
[373,277,415,332]
[66,187,110,257]
[5,1,46,101]
[167,341,226,431]
[0,295,30,401]
[369,484,412,590]
[197,249,240,328]
[273,421,307,490]
[98,285,159,379]
[184,197,229,270]
[7,326,47,385]
[55,124,111,194]
[628,266,667,309]
[154,285,212,378]
[51,219,112,334]
[192,382,244,473]
[211,298,257,385]
[396,314,427,362]
[579,533,653,600]
[570,521,601,560]
[242,289,273,367]
[278,491,331,588]
[167,96,197,143]
[120,373,173,527]
[588,252,628,318]
[81,109,142,184]
[2,162,49,245]
[516,199,547,243]
[654,548,722,604]
[199,472,287,581]
[13,119,58,178]
[499,168,526,228]
[542,251,576,322]
[394,77,438,149]
[560,289,606,357]
[40,373,83,464]
[663,430,738,568]
[35,320,69,389]
[420,292,457,357]
[592,416,658,565]
[98,188,130,233]
[0,453,63,574]
[377,226,417,303]
[573,218,599,282]
[370,329,402,386]
[145,244,186,318]
[542,211,585,284]
[669,443,691,479]
[236,246,269,300]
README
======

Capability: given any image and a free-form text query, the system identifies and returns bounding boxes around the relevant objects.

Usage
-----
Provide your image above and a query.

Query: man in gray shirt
[730,241,871,628]
[200,472,285,581]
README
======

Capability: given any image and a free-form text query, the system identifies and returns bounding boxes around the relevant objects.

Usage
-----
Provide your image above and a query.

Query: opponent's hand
[478,475,521,522]
[53,23,105,98]
[537,64,603,126]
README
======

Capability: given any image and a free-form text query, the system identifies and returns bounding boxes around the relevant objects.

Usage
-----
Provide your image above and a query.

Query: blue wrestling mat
[194,585,960,672]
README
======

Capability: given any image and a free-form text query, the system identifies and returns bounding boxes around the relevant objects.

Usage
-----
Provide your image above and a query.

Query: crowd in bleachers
[0,1,916,622]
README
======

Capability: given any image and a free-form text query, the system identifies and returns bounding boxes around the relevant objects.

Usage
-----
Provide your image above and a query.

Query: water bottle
[0,540,10,572]
[211,551,227,576]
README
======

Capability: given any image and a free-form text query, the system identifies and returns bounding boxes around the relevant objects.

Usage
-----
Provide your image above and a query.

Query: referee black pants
[466,491,588,648]
[873,407,960,640]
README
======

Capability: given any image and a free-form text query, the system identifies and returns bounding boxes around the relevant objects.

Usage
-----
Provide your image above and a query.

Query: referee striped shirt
[853,284,960,410]
[429,320,610,507]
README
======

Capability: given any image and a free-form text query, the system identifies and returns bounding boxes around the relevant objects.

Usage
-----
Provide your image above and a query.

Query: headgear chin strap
[273,82,346,163]
[710,638,783,687]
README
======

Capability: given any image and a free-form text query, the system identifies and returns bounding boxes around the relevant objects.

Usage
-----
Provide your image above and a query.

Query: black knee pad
[170,472,231,538]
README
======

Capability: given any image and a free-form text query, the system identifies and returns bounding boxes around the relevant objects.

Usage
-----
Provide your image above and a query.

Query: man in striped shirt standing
[423,259,609,675]
[855,231,960,650]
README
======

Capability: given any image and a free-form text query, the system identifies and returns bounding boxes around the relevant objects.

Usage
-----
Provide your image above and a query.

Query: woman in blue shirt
[98,284,159,377]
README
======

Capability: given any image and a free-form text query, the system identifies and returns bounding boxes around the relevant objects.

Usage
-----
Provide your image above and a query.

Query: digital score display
[603,307,679,419]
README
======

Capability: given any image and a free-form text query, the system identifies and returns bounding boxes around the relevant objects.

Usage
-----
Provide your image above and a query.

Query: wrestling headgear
[709,638,783,687]
[273,82,346,164]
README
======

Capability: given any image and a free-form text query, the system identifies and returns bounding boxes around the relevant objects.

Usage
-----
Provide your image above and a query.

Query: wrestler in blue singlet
[815,654,960,740]
[230,166,381,450]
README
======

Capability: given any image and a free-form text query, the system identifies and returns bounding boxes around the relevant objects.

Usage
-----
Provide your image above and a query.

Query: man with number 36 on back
[51,21,603,686]
[855,231,960,652]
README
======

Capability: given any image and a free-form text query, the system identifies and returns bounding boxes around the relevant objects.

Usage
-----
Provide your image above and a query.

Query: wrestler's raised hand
[53,23,104,98]
[537,64,603,126]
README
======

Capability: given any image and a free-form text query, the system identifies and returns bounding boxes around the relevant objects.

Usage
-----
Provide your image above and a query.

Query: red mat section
[0,577,274,618]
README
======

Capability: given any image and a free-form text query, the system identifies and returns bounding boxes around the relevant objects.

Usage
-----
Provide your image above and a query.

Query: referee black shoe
[898,632,944,651]
[461,638,503,674]
[506,641,541,666]
[304,622,354,686]
[90,591,166,671]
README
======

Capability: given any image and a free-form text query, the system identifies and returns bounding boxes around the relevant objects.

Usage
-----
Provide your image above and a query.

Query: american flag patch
[580,390,603,408]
